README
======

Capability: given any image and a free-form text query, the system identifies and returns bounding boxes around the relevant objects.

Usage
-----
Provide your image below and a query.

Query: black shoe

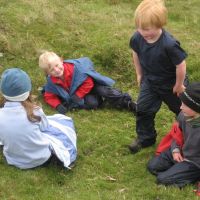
[128,138,156,154]
[128,101,137,115]
[128,139,142,154]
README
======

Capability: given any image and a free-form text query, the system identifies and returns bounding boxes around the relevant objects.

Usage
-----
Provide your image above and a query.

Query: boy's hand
[172,152,184,162]
[173,84,185,96]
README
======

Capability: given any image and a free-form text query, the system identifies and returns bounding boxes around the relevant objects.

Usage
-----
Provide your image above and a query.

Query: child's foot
[128,138,156,154]
[128,138,142,153]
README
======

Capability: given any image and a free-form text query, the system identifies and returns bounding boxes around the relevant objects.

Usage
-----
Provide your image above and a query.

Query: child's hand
[173,84,185,96]
[172,152,183,162]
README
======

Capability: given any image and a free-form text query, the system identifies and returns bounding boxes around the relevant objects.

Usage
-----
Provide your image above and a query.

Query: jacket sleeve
[170,123,183,153]
[43,91,61,108]
[75,76,94,99]
[171,140,181,153]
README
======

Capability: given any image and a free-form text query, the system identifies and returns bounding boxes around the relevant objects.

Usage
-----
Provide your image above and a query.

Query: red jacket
[156,122,184,155]
[44,63,94,108]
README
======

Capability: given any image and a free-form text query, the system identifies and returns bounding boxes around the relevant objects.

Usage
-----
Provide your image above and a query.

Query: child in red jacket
[39,51,136,114]
[147,82,200,188]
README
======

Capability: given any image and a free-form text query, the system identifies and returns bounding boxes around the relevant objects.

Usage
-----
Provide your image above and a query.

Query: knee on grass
[147,158,159,175]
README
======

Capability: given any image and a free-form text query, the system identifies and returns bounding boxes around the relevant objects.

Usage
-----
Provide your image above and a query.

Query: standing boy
[129,0,188,153]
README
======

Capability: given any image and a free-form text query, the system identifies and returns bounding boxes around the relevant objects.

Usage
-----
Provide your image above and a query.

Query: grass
[0,0,200,199]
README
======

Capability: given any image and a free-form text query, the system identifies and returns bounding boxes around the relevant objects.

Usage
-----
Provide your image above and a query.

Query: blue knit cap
[0,68,31,101]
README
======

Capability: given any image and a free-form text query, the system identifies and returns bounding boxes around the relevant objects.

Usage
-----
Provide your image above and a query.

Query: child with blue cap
[0,68,77,169]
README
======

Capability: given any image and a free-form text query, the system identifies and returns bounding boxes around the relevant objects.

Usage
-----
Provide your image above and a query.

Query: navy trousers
[136,79,182,146]
[147,148,200,187]
[83,83,132,110]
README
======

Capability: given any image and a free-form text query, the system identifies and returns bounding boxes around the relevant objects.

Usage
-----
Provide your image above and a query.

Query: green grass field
[0,0,200,199]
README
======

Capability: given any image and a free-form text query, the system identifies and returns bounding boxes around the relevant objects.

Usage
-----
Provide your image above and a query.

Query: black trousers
[136,79,184,146]
[83,83,132,110]
[147,148,200,187]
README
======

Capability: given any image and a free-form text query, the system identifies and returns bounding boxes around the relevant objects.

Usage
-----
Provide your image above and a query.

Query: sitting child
[0,68,77,169]
[147,82,200,187]
[39,51,136,114]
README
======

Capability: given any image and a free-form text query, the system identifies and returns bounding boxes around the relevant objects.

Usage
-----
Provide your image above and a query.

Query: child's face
[48,57,64,78]
[137,26,162,43]
[180,103,198,117]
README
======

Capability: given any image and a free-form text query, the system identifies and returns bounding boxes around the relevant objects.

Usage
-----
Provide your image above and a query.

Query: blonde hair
[39,51,61,72]
[0,94,41,122]
[134,0,167,29]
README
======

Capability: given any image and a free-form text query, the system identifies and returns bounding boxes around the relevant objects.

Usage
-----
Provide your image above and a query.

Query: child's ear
[60,57,64,62]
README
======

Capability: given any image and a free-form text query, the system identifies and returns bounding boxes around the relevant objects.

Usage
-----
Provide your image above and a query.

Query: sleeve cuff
[172,148,180,153]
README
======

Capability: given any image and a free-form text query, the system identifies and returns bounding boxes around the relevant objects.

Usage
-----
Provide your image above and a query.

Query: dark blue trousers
[136,79,182,146]
[83,83,132,110]
[147,148,200,187]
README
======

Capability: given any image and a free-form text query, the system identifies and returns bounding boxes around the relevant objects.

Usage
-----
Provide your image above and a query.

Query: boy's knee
[147,158,159,175]
[157,173,192,188]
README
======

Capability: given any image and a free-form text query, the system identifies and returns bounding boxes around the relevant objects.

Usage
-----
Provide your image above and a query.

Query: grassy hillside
[0,0,200,199]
